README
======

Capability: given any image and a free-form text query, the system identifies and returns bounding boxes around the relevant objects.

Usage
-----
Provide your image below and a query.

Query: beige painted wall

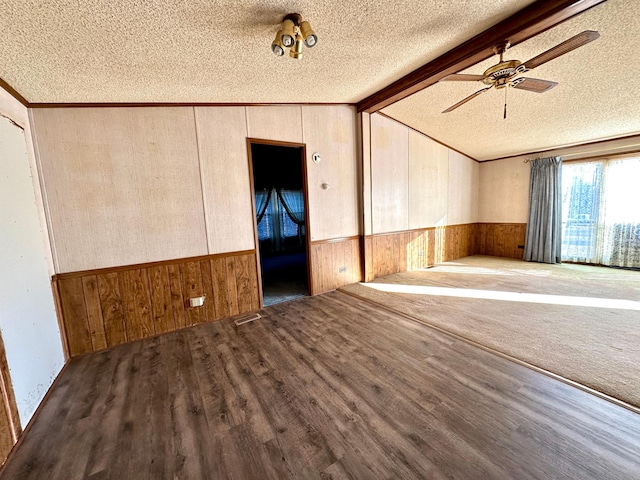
[195,107,255,253]
[447,150,479,225]
[485,134,640,163]
[478,134,640,224]
[302,105,359,241]
[361,113,372,236]
[408,130,449,228]
[370,114,409,233]
[369,114,478,233]
[31,105,360,272]
[478,158,530,223]
[246,106,303,144]
[31,107,209,273]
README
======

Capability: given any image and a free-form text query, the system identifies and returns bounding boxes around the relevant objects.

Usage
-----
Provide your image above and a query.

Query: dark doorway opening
[249,141,310,306]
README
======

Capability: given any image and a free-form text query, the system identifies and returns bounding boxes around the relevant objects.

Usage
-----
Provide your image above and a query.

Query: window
[561,156,640,268]
[256,188,305,252]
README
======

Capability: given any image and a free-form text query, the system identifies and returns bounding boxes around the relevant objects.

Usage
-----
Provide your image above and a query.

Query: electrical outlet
[188,296,205,308]
[417,251,423,257]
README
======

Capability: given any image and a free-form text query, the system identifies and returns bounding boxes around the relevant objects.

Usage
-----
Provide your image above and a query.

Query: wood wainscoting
[52,251,260,358]
[369,224,477,278]
[476,223,527,259]
[310,236,363,295]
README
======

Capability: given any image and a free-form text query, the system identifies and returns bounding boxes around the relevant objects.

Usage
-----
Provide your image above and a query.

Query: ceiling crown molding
[0,77,29,107]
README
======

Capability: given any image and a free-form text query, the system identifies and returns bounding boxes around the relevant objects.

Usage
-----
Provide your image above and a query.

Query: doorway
[249,140,310,306]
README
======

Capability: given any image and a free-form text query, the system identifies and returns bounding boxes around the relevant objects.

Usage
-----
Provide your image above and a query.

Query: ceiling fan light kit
[440,30,600,115]
[271,13,318,60]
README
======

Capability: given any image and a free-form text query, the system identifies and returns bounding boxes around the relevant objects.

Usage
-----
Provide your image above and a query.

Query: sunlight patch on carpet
[361,283,640,311]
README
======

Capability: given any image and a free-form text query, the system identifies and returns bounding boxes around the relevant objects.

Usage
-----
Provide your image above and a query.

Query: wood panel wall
[310,237,363,295]
[476,223,527,259]
[442,224,477,262]
[369,224,477,278]
[53,251,259,358]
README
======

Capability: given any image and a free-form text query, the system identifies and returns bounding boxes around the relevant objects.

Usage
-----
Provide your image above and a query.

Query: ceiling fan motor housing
[483,60,527,86]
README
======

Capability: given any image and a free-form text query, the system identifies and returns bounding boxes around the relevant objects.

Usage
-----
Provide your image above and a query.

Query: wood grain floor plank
[3,291,640,479]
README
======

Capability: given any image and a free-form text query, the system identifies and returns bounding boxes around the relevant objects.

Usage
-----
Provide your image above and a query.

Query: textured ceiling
[0,0,533,103]
[1,1,634,160]
[383,0,640,160]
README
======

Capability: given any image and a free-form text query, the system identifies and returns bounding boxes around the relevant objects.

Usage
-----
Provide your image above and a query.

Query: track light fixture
[271,13,318,60]
[271,30,285,56]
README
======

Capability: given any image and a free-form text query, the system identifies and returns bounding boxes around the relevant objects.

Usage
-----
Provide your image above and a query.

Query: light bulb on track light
[300,21,317,48]
[270,14,317,60]
[281,19,295,47]
[271,30,285,56]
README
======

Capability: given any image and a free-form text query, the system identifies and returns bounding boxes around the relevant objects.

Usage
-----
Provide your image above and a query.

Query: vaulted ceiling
[382,0,640,160]
[1,0,637,160]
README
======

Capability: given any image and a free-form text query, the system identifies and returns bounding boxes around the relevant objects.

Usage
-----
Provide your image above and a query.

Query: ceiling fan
[440,30,600,115]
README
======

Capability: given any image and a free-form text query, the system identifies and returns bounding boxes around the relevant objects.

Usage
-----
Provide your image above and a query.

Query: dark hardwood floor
[2,291,639,479]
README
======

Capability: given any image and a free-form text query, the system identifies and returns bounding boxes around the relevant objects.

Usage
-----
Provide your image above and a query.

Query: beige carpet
[340,256,640,409]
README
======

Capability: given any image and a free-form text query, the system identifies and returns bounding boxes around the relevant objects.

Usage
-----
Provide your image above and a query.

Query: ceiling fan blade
[511,77,558,93]
[440,74,486,82]
[522,30,600,71]
[442,86,492,113]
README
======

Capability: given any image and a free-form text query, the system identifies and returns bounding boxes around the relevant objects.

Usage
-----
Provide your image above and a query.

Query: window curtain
[599,158,640,268]
[560,157,640,268]
[277,189,305,242]
[277,189,304,225]
[256,188,305,251]
[524,156,563,264]
[255,188,272,224]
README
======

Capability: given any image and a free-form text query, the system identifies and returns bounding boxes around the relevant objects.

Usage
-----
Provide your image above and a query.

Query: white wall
[0,113,65,426]
[31,105,360,273]
[478,158,530,223]
[369,113,479,233]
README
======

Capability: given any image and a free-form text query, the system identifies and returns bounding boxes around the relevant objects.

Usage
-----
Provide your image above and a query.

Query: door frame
[246,138,313,307]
